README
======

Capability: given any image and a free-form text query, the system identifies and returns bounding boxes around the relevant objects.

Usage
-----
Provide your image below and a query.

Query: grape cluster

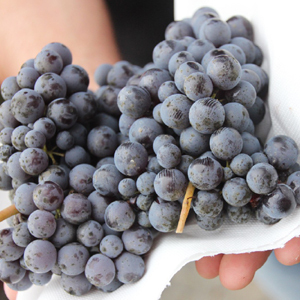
[0,5,299,297]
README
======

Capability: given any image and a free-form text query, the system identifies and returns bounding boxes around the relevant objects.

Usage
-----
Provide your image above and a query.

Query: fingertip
[195,254,223,279]
[3,283,18,300]
[274,236,300,266]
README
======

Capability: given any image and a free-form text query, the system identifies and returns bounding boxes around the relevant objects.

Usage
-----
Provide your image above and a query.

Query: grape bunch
[0,5,299,297]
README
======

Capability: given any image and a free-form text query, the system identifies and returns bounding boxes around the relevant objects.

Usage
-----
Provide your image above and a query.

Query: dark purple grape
[136,171,156,195]
[0,228,24,262]
[1,76,21,101]
[46,98,78,130]
[226,15,254,40]
[94,63,112,86]
[34,49,63,74]
[157,81,181,102]
[61,193,92,225]
[28,271,52,286]
[11,89,45,124]
[33,117,56,140]
[85,253,115,287]
[168,51,196,76]
[65,146,90,168]
[0,127,14,145]
[0,163,12,190]
[60,64,89,95]
[55,130,74,150]
[229,153,253,177]
[14,182,37,215]
[0,144,14,161]
[16,67,40,89]
[95,85,121,116]
[11,125,30,151]
[24,240,57,273]
[58,242,90,276]
[99,235,124,258]
[19,147,49,176]
[227,204,253,224]
[195,211,224,231]
[34,72,67,104]
[41,42,72,66]
[0,100,20,128]
[230,37,255,63]
[118,178,137,198]
[107,61,135,88]
[114,141,148,177]
[0,259,26,284]
[219,44,246,65]
[60,273,92,296]
[165,20,194,40]
[77,220,104,247]
[24,129,46,149]
[188,157,223,191]
[38,165,68,190]
[157,143,182,169]
[187,39,215,63]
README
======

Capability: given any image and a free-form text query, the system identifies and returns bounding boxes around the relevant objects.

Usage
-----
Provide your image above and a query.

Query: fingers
[195,254,224,279]
[274,236,300,266]
[3,283,18,300]
[218,250,271,290]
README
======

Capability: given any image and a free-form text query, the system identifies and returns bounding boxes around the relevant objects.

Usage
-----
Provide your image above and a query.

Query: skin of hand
[195,236,300,290]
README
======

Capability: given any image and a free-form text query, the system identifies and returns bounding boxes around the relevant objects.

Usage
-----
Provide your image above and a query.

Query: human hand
[3,283,17,300]
[195,236,300,290]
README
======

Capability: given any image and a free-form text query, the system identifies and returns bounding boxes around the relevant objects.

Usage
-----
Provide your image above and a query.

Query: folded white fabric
[4,0,299,299]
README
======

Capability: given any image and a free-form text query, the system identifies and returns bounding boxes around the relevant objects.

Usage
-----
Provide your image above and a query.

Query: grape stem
[176,181,196,233]
[0,204,19,222]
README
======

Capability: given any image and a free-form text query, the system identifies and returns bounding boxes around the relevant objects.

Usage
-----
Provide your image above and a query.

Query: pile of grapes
[1,5,300,297]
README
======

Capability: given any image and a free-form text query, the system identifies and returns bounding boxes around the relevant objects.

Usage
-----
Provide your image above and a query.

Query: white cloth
[1,0,300,299]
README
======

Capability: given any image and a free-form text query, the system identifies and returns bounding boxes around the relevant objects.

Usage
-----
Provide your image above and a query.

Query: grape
[93,164,124,197]
[60,64,89,95]
[264,135,299,171]
[158,82,181,103]
[61,193,92,225]
[152,103,163,124]
[227,204,253,224]
[33,117,56,140]
[224,80,256,108]
[129,117,164,149]
[251,152,269,165]
[199,18,231,47]
[206,54,242,90]
[99,276,123,293]
[187,39,215,63]
[34,49,63,74]
[246,162,278,194]
[286,171,300,204]
[99,235,124,258]
[21,59,35,69]
[50,218,77,248]
[11,125,30,151]
[229,153,253,176]
[104,200,136,232]
[147,156,164,174]
[230,37,255,63]
[29,271,52,286]
[65,146,90,168]
[160,94,193,130]
[183,72,214,101]
[262,184,297,219]
[210,127,243,160]
[0,259,26,284]
[60,273,92,296]
[0,144,14,161]
[154,169,187,201]
[68,123,88,147]
[156,144,181,169]
[177,154,194,175]
[241,131,262,156]
[24,129,46,148]
[189,97,225,134]
[6,272,32,292]
[119,114,136,137]
[114,141,148,177]
[195,211,224,231]
[94,85,121,116]
[33,181,64,211]
[88,191,113,223]
[201,48,233,71]
[247,96,266,125]
[85,253,115,287]
[122,226,153,255]
[118,178,137,198]
[24,240,57,273]
[139,68,172,102]
[0,127,14,145]
[93,112,119,132]
[77,220,104,247]
[27,209,57,238]
[136,172,156,195]
[165,20,194,40]
[253,45,264,66]
[55,130,74,150]
[94,63,112,86]
[117,85,151,118]
[222,177,252,207]
[58,242,90,276]
[14,183,37,215]
[191,10,219,37]
[96,156,115,168]
[0,163,12,190]
[256,206,280,225]
[188,157,223,190]
[41,42,72,66]
[241,69,261,93]
[168,51,196,76]
[1,76,21,101]
[19,147,49,176]
[11,89,45,124]
[38,165,68,190]
[223,102,250,133]
[16,67,40,89]
[174,61,205,93]
[69,91,97,123]
[192,190,223,217]
[0,228,24,261]
[114,251,145,284]
[0,100,20,128]
[219,44,246,65]
[46,98,78,130]
[152,40,185,69]
[226,15,254,41]
[107,61,135,88]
